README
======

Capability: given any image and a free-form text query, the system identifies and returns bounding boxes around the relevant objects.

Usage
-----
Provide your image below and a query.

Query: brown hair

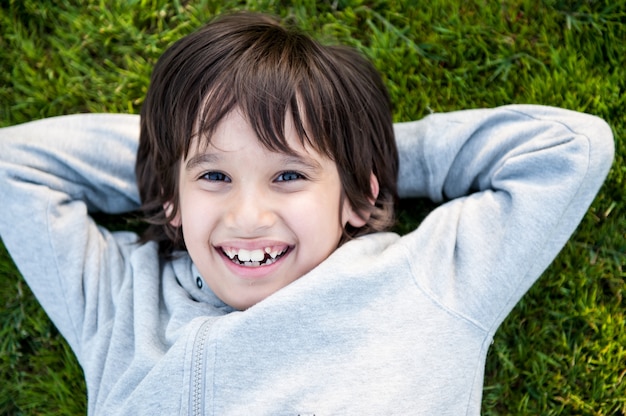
[136,12,398,255]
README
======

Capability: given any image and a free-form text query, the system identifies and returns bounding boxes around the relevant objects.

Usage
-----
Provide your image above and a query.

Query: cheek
[288,193,344,246]
[178,192,215,243]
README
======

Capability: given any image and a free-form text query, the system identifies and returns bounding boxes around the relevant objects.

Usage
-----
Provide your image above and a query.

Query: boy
[0,11,614,415]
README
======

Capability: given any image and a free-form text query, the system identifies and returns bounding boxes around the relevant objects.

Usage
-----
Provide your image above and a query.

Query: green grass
[1,0,624,414]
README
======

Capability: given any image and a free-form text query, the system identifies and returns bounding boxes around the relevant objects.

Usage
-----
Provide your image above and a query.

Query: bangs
[188,24,338,160]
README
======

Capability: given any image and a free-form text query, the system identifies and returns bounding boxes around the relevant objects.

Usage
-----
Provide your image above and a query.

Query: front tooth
[237,249,251,262]
[249,249,265,262]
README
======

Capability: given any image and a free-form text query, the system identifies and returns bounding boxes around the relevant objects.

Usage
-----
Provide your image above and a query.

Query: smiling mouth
[221,246,289,267]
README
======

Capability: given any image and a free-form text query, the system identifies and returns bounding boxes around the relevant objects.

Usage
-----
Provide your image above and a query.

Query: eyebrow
[185,151,323,172]
[185,153,220,171]
[278,154,323,172]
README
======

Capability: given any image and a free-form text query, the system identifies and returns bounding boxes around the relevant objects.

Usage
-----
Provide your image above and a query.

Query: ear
[164,201,181,227]
[343,173,379,228]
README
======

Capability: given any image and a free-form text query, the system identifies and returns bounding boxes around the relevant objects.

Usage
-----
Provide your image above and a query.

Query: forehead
[188,107,320,159]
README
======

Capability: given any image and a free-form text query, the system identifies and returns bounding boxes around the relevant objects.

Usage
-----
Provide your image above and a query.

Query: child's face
[171,109,365,310]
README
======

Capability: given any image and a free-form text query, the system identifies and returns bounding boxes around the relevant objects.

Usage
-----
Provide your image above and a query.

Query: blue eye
[276,171,303,182]
[202,171,231,182]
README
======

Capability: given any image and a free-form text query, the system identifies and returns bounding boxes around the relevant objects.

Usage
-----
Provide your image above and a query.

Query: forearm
[0,113,141,213]
[394,105,614,203]
[0,113,141,352]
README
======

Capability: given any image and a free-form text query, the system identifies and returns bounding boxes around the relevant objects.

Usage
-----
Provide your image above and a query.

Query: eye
[201,171,231,182]
[275,171,304,182]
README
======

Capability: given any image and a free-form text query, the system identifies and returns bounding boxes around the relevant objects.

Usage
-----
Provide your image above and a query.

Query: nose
[224,186,277,234]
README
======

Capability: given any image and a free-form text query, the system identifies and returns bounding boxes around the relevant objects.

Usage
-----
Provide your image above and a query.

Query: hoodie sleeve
[0,114,141,357]
[392,105,614,330]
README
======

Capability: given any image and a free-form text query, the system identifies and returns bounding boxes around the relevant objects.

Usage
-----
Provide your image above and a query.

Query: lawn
[1,0,624,414]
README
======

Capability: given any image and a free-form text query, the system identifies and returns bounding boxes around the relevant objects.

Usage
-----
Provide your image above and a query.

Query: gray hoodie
[0,105,614,415]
